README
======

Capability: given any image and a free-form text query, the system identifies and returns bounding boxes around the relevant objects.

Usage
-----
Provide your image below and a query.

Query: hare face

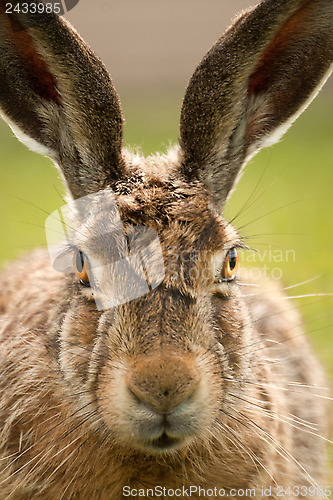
[56,164,248,454]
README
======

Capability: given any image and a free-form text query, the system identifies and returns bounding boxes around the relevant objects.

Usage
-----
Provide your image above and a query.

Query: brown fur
[0,0,332,498]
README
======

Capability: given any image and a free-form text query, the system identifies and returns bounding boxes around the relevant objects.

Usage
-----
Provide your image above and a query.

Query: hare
[0,0,332,498]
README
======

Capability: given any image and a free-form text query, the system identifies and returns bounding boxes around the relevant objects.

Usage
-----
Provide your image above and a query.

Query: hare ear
[180,0,333,211]
[0,1,124,199]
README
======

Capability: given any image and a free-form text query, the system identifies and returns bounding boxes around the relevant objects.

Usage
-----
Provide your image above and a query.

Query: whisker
[228,392,332,444]
[282,275,323,291]
[236,198,303,232]
[0,399,98,476]
[234,410,329,498]
[223,377,332,401]
[283,293,333,300]
[59,425,107,500]
[219,409,278,485]
[209,422,262,477]
[224,312,333,361]
[228,152,273,225]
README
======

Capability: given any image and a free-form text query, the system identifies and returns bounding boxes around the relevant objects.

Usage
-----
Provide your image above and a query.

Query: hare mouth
[148,432,182,451]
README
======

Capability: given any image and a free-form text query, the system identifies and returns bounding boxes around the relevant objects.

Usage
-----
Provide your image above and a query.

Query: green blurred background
[0,0,332,472]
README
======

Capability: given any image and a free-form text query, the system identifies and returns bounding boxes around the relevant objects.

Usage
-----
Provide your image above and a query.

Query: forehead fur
[73,148,240,301]
[110,148,236,253]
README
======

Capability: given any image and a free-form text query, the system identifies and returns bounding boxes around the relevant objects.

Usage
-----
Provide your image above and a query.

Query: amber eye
[73,250,90,287]
[221,248,239,282]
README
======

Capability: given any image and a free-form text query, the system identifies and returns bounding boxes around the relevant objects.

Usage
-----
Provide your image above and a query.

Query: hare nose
[126,355,201,415]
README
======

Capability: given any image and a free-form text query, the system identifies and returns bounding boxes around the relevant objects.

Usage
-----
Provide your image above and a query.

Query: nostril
[127,379,199,415]
[126,354,201,414]
[128,384,197,416]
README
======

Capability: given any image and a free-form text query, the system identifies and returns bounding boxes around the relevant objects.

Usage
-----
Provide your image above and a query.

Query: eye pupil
[73,250,90,286]
[228,248,237,271]
[76,251,85,273]
[220,247,239,282]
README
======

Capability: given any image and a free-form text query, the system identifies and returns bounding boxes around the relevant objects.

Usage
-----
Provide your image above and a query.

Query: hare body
[0,0,332,498]
[0,192,329,500]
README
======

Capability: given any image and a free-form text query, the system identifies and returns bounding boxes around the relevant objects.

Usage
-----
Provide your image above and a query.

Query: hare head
[0,0,332,495]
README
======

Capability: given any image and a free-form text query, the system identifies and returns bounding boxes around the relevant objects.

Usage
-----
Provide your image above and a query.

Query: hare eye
[73,250,90,287]
[220,248,239,282]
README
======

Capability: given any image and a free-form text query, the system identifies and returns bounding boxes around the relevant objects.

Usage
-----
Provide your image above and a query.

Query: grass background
[0,93,332,464]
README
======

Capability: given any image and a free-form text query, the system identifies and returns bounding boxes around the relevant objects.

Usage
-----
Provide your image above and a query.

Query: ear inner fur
[7,16,61,105]
[246,0,333,146]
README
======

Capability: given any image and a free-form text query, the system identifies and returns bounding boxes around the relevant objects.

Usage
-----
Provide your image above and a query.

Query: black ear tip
[63,0,80,13]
